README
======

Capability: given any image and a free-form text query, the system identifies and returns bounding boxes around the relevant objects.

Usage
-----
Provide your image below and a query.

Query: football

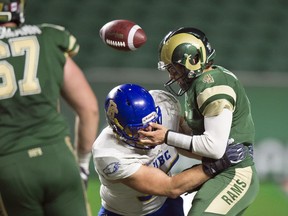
[99,19,147,51]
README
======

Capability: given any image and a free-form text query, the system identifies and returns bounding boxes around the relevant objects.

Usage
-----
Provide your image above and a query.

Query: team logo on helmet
[106,99,118,121]
[158,27,216,96]
[106,99,123,130]
[172,43,200,67]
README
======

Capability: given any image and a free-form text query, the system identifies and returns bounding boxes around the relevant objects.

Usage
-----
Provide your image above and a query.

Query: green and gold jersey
[184,65,255,145]
[0,24,79,155]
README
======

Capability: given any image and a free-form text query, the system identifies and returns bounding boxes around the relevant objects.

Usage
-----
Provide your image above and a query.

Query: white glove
[78,152,91,189]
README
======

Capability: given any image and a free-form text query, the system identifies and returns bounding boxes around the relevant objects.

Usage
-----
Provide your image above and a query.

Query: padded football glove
[202,143,249,177]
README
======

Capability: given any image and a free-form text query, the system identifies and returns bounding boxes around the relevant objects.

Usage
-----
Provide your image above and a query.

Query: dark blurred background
[25,0,288,215]
[26,0,288,71]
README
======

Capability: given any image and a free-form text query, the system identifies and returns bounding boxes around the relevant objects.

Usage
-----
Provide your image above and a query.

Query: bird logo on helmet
[105,83,162,149]
[0,0,25,26]
[158,27,216,96]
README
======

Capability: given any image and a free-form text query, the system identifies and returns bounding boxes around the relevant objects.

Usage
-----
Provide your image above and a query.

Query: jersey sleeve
[194,67,237,117]
[39,23,80,57]
[94,150,142,181]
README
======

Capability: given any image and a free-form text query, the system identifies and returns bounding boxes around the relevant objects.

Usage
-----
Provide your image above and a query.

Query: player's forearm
[75,111,99,174]
[167,165,209,198]
[75,111,99,154]
[123,164,208,199]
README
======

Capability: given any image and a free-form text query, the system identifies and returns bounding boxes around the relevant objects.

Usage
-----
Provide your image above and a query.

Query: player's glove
[202,143,249,177]
[78,152,92,189]
[80,166,89,189]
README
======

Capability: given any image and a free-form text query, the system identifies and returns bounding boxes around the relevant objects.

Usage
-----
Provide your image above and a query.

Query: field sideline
[87,179,288,216]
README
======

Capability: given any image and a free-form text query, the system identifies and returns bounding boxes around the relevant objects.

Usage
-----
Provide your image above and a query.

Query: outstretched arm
[121,164,209,199]
[119,144,242,198]
[139,109,232,159]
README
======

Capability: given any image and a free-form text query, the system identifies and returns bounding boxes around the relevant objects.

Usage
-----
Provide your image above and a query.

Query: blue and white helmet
[105,84,162,146]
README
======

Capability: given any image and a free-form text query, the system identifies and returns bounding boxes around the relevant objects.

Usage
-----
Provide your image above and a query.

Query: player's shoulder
[194,65,237,89]
[208,65,238,82]
[93,126,116,150]
[149,89,179,106]
[149,89,181,115]
[38,23,66,31]
[93,127,125,158]
[36,23,74,37]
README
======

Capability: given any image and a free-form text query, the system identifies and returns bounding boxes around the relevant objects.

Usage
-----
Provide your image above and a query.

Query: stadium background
[25,0,288,215]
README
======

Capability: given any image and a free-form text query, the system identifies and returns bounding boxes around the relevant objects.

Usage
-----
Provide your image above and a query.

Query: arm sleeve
[192,108,232,159]
[166,108,232,159]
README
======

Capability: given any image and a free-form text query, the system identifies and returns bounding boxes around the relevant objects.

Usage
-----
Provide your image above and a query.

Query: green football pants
[187,158,259,216]
[0,140,91,216]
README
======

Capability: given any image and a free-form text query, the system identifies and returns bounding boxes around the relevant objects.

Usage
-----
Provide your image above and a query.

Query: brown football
[99,19,147,51]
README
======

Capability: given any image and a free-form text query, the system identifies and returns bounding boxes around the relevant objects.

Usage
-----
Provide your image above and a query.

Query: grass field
[87,178,288,216]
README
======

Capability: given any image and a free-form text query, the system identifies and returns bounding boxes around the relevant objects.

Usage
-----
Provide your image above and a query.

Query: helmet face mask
[105,84,162,149]
[158,27,216,96]
[159,62,193,96]
[0,0,25,26]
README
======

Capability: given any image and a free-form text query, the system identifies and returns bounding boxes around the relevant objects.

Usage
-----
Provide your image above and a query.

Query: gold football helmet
[158,27,216,96]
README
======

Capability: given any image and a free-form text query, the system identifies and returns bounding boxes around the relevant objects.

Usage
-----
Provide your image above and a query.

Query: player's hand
[138,122,168,145]
[80,166,89,189]
[78,152,91,189]
[202,143,249,177]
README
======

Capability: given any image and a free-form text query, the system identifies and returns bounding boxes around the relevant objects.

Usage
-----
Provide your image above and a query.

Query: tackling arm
[121,164,209,199]
[118,144,239,198]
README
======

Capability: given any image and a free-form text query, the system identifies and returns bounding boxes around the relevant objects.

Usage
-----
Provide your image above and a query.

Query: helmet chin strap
[187,62,206,79]
[187,70,195,78]
[114,128,155,150]
[125,139,154,150]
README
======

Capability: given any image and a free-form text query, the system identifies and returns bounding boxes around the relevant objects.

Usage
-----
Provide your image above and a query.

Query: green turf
[244,182,288,216]
[87,178,101,215]
[87,179,288,216]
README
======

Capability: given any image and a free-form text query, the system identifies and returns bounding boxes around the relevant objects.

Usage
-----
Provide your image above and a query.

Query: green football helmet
[158,27,216,96]
[0,0,25,26]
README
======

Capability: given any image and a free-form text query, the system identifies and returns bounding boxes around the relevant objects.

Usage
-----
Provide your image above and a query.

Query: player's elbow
[210,148,225,159]
[165,182,185,198]
[207,141,225,159]
[89,107,100,120]
[87,98,99,116]
[79,103,99,121]
[166,189,182,199]
[202,133,226,159]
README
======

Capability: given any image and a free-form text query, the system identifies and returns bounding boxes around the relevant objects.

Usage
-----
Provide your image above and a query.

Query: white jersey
[92,90,181,216]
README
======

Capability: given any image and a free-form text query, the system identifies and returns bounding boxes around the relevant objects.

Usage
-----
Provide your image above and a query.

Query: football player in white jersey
[92,84,246,216]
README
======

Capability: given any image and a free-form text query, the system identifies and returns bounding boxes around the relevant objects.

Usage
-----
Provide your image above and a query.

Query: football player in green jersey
[139,27,259,216]
[0,1,99,216]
